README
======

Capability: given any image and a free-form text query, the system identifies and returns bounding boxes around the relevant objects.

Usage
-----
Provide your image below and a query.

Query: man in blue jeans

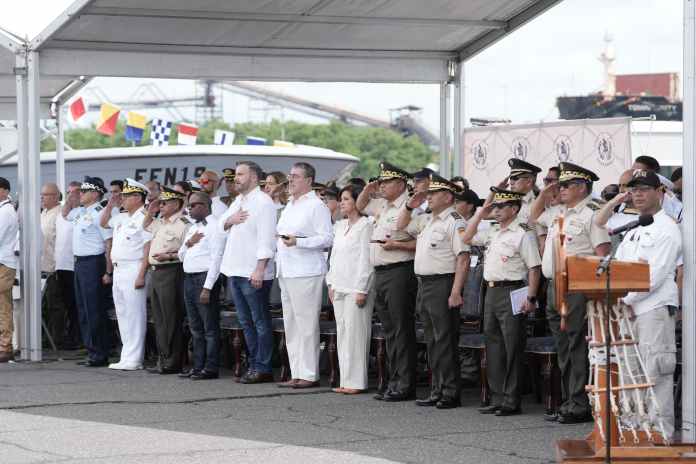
[178,192,225,380]
[220,161,277,383]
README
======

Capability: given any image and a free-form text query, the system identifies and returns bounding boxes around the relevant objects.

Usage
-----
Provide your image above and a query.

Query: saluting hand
[407,191,427,210]
[497,176,509,190]
[365,180,380,195]
[147,199,160,216]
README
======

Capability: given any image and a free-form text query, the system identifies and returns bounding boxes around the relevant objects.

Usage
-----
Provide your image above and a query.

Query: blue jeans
[183,272,221,373]
[228,277,273,374]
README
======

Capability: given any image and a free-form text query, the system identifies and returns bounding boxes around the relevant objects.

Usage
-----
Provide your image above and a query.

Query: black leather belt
[417,273,454,281]
[149,262,180,271]
[374,260,413,272]
[74,254,104,262]
[487,280,525,288]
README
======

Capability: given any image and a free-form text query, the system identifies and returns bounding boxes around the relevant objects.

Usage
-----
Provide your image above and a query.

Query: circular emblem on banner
[554,135,572,162]
[471,140,488,170]
[595,132,614,165]
[510,137,530,160]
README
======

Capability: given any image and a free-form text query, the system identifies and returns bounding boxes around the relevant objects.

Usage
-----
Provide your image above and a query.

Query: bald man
[198,170,228,218]
[41,183,68,347]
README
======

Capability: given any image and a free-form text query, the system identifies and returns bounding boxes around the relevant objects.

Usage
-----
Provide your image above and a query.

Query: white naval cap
[122,178,150,195]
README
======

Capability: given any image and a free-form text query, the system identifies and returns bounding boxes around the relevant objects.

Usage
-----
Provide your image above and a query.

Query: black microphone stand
[596,245,618,464]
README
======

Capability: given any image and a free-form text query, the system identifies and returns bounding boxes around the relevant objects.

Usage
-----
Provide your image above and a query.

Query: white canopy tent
[6,0,694,440]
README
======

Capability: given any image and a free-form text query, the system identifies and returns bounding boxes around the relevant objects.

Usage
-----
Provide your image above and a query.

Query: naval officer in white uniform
[100,179,152,370]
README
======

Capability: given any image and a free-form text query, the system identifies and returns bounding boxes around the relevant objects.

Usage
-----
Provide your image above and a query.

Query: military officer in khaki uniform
[220,168,238,207]
[462,188,542,416]
[356,161,418,401]
[401,174,469,409]
[530,162,611,424]
[143,186,191,374]
[489,159,542,226]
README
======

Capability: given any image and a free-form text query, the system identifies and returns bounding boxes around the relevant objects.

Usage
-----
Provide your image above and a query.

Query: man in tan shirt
[40,183,66,347]
[529,162,610,424]
[356,161,418,401]
[143,186,191,374]
[403,174,469,409]
[462,187,542,416]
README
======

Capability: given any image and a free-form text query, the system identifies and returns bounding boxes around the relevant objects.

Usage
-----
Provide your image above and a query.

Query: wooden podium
[554,252,696,462]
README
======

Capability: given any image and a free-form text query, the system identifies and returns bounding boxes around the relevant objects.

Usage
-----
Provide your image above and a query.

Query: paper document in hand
[509,286,530,315]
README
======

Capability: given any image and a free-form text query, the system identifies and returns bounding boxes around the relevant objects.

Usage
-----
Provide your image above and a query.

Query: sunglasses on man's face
[543,177,558,185]
[558,181,583,189]
[509,175,530,182]
[189,201,206,208]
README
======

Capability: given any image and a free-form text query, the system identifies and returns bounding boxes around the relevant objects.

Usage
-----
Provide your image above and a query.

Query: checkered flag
[150,118,172,146]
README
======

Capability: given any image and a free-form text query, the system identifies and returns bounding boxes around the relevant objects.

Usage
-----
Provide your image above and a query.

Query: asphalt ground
[0,351,592,464]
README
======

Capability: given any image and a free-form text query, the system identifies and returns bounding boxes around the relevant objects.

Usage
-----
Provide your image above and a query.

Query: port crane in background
[82,80,439,149]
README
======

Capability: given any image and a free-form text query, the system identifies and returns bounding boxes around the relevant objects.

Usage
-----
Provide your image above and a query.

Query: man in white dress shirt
[615,170,682,438]
[55,181,82,348]
[276,162,333,389]
[220,161,277,384]
[178,192,225,380]
[0,177,18,362]
[100,179,152,370]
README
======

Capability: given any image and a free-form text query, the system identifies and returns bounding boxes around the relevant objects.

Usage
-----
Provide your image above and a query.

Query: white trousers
[279,275,324,382]
[113,262,147,366]
[333,290,374,390]
[632,307,677,439]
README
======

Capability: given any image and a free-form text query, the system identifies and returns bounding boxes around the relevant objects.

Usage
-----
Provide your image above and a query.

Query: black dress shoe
[558,411,593,424]
[76,360,89,366]
[383,390,416,402]
[85,359,109,367]
[435,397,460,409]
[543,412,559,422]
[415,396,441,407]
[478,404,501,414]
[240,371,274,384]
[191,370,219,380]
[495,406,522,416]
[178,369,200,378]
[373,391,386,401]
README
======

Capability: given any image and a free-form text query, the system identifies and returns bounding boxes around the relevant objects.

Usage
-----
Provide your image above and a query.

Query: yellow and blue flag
[125,111,147,142]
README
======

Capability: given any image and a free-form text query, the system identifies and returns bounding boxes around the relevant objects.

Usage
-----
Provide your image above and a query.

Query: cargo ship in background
[556,35,682,121]
[555,34,683,172]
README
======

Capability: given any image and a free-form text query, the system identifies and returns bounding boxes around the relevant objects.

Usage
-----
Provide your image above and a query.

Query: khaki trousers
[0,264,16,353]
[632,308,677,439]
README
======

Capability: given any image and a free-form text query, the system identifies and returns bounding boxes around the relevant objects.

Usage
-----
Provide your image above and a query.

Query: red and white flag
[70,97,86,121]
[177,123,198,145]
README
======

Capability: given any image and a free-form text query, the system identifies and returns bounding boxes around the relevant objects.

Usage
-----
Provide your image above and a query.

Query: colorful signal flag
[69,97,86,122]
[177,123,198,145]
[124,111,147,143]
[96,102,120,136]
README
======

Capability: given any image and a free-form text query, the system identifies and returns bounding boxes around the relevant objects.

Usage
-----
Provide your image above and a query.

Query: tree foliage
[41,119,436,178]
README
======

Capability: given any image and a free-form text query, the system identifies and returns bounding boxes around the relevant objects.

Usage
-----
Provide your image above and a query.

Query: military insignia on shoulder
[95,205,103,211]
[623,207,640,215]
[180,217,190,224]
[519,223,532,232]
[587,201,601,211]
[450,211,463,220]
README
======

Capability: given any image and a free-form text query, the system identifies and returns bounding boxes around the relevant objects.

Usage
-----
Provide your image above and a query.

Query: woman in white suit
[326,184,375,394]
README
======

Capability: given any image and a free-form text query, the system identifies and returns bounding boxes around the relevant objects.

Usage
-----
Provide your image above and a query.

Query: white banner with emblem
[461,117,632,195]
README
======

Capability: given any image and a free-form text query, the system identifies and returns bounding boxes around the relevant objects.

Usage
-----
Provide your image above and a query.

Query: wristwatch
[405,204,414,212]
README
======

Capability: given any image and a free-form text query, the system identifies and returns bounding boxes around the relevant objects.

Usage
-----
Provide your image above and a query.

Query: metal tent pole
[453,62,464,178]
[14,51,29,360]
[681,0,696,442]
[439,82,452,177]
[56,103,65,195]
[23,50,42,362]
